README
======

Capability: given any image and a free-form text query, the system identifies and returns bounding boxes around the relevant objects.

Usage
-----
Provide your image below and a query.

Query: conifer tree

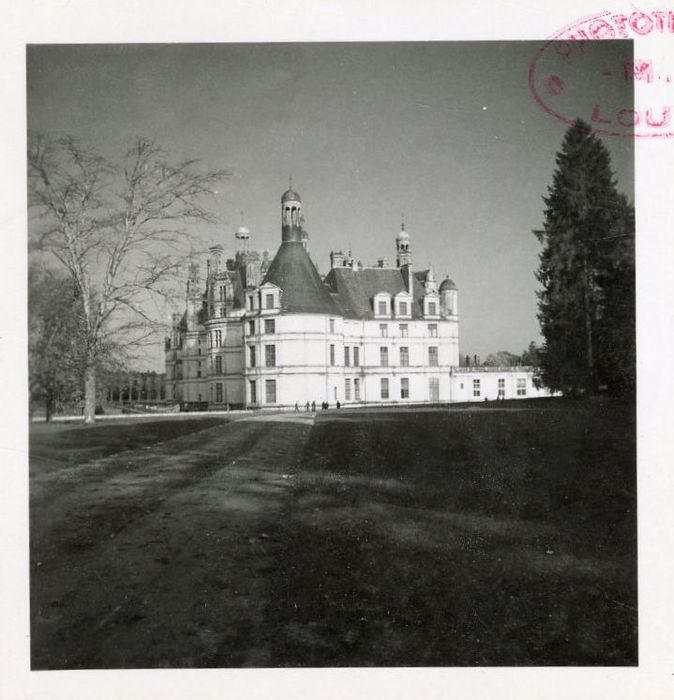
[535,119,635,396]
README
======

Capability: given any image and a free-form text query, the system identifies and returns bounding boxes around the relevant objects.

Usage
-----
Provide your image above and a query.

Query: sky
[27,41,634,369]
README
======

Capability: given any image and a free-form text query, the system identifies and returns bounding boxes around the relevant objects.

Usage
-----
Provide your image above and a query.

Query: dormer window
[424,294,440,318]
[394,291,412,319]
[374,292,392,318]
[258,282,281,314]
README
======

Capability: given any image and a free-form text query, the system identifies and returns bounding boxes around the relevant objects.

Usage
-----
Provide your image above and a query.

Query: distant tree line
[461,342,541,369]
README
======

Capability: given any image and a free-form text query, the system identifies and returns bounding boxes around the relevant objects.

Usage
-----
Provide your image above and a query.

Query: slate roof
[323,266,428,319]
[281,188,302,203]
[439,277,457,292]
[263,241,342,315]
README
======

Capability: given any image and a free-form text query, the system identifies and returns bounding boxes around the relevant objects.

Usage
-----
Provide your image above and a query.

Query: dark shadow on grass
[264,399,636,666]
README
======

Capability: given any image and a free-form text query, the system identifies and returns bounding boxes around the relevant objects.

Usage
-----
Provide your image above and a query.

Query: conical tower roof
[263,241,341,315]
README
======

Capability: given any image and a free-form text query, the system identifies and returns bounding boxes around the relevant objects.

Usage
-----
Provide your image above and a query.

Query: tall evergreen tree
[535,119,635,396]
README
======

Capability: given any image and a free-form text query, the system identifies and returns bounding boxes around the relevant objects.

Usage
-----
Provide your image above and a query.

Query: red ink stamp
[529,9,674,137]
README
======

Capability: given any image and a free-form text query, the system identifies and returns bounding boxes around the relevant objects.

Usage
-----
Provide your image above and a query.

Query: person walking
[311,400,316,412]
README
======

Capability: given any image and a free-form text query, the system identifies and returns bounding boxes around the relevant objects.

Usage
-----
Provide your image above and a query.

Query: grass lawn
[29,399,636,668]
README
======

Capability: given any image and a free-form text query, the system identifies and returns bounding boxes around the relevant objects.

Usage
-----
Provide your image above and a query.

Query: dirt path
[30,416,314,669]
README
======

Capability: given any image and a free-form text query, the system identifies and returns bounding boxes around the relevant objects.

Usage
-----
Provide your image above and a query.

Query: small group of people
[294,400,342,412]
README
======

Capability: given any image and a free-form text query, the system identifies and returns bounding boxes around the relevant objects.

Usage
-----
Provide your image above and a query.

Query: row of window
[210,320,441,347]
[471,377,527,397]
[249,379,276,404]
[329,345,439,368]
[242,375,437,406]
[249,292,277,311]
[249,344,276,368]
[377,300,413,317]
[379,323,437,338]
[330,345,361,366]
[248,319,276,336]
[213,343,441,373]
[375,300,438,317]
[378,376,438,400]
[380,346,438,367]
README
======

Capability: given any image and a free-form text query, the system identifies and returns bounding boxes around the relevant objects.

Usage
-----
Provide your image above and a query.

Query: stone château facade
[165,186,551,408]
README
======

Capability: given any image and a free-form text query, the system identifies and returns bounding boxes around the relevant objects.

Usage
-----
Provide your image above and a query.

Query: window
[400,324,408,338]
[380,323,388,337]
[249,345,256,368]
[517,378,527,396]
[265,345,276,367]
[329,318,335,333]
[498,377,505,398]
[265,319,276,334]
[428,346,438,367]
[215,383,223,402]
[265,293,274,309]
[429,323,438,338]
[219,285,226,302]
[473,379,481,397]
[429,377,440,402]
[428,301,437,316]
[344,346,350,367]
[353,346,360,367]
[249,295,255,311]
[330,344,335,366]
[250,380,257,403]
[220,307,226,317]
[401,377,409,399]
[345,378,351,400]
[265,379,276,403]
[214,330,222,347]
[380,346,389,367]
[399,301,408,316]
[248,320,255,336]
[354,378,360,400]
[400,346,409,367]
[378,301,387,316]
[380,377,389,399]
[215,355,223,375]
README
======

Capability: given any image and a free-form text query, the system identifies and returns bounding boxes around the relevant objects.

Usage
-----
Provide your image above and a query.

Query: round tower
[281,180,303,243]
[440,276,458,316]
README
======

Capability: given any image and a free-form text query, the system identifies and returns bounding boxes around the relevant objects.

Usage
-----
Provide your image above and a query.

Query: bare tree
[28,133,229,423]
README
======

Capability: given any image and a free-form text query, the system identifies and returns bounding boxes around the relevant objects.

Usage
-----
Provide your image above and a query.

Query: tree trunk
[45,390,54,423]
[583,253,594,392]
[84,363,96,424]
